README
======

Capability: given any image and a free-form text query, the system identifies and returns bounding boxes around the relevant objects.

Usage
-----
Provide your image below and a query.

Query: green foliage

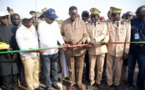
[36,11,42,14]
[56,19,63,24]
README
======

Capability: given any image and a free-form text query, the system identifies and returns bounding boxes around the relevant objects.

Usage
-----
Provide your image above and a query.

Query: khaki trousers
[89,54,105,85]
[106,54,123,86]
[21,56,40,90]
[65,54,85,85]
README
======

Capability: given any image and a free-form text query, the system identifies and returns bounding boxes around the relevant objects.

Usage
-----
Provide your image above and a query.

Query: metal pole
[35,0,38,21]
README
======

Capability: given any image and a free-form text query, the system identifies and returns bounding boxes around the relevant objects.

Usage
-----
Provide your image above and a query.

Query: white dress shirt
[38,21,64,55]
[16,25,39,58]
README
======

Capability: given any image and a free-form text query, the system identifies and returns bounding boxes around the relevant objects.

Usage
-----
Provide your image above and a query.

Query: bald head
[136,5,145,20]
[137,5,145,11]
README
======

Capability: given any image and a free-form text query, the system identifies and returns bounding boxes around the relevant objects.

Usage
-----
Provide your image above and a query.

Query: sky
[0,0,145,20]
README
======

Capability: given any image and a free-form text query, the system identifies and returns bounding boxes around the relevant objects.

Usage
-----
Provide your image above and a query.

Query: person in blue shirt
[124,5,145,90]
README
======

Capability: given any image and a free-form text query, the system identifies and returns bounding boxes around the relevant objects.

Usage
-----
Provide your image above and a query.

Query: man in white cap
[0,12,19,90]
[38,8,66,90]
[16,13,44,90]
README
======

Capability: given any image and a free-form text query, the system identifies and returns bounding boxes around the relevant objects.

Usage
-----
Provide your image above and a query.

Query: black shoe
[96,84,101,90]
[106,85,114,90]
[1,86,12,90]
[52,84,61,90]
[12,87,19,90]
[114,85,119,90]
[34,87,44,90]
[86,84,93,90]
[45,88,52,90]
[137,88,144,90]
[123,84,136,90]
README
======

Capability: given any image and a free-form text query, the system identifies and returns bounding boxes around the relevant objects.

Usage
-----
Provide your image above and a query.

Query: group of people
[0,5,145,90]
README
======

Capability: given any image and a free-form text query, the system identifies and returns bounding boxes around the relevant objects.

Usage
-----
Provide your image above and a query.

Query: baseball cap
[45,8,58,19]
[21,13,33,20]
[0,12,9,17]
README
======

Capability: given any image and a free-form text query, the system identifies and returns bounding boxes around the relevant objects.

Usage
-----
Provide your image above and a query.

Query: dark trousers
[2,74,18,90]
[41,53,58,89]
[0,75,2,87]
[84,51,89,81]
[128,51,145,90]
[17,55,25,84]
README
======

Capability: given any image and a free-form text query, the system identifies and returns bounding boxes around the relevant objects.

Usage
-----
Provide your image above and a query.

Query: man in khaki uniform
[61,6,87,90]
[106,7,131,90]
[86,8,109,90]
[120,11,134,84]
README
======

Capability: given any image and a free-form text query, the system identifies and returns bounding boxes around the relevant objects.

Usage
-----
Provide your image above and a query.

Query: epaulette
[106,19,112,22]
[100,20,107,25]
[100,20,106,22]
[121,19,130,24]
[122,19,130,22]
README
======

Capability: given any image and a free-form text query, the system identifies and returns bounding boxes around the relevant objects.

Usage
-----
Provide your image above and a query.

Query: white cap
[21,13,33,20]
[0,12,9,17]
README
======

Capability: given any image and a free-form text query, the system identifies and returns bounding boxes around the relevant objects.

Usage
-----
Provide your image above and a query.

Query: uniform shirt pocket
[120,30,126,33]
[120,27,127,33]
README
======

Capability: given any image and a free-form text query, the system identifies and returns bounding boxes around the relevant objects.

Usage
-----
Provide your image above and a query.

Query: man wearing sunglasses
[106,7,131,90]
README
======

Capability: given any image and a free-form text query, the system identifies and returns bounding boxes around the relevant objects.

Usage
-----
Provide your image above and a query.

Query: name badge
[134,33,140,40]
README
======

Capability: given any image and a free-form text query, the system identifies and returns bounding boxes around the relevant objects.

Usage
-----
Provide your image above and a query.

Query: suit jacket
[87,21,108,55]
[61,18,87,56]
[107,20,131,57]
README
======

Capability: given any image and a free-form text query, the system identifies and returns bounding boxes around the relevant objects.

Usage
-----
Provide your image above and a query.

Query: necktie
[117,21,119,27]
[94,22,96,26]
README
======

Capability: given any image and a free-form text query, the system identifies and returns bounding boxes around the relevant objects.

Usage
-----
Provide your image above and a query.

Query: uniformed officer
[120,11,134,84]
[106,7,131,90]
[86,8,109,90]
